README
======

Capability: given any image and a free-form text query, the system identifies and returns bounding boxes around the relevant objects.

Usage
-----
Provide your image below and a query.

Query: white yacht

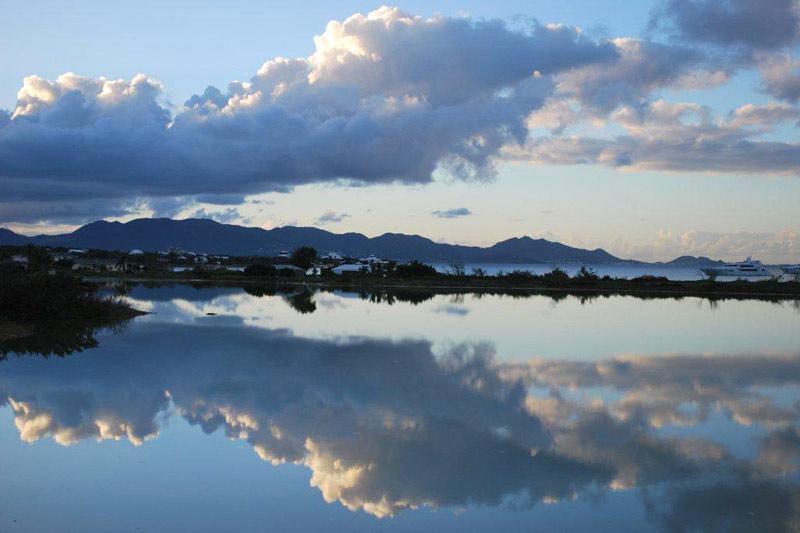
[702,257,771,277]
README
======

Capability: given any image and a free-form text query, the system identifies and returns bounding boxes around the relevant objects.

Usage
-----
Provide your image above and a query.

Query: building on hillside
[274,264,305,275]
[72,258,121,272]
[49,253,76,262]
[121,259,145,273]
[11,254,29,265]
[332,264,365,274]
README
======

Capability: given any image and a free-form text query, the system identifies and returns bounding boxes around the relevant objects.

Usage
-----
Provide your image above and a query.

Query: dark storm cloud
[0,7,616,224]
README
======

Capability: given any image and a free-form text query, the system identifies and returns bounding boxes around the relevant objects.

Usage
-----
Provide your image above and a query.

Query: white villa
[332,264,365,274]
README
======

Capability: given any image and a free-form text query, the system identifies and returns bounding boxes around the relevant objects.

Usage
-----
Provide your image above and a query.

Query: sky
[1,0,799,261]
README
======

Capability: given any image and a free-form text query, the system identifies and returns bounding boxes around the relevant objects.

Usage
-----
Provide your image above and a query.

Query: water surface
[1,285,799,531]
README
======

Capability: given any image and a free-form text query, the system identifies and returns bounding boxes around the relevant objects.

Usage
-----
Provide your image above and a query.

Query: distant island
[0,218,723,266]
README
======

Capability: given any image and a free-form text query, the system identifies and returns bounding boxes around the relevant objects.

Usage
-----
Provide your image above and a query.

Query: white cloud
[623,228,800,263]
[431,207,472,218]
[0,7,615,224]
[314,211,350,225]
[513,99,800,176]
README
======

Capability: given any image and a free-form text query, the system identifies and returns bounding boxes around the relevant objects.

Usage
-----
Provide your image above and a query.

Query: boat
[701,257,771,277]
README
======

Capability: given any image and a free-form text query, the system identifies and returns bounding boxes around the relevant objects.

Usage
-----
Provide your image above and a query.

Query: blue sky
[1,1,798,261]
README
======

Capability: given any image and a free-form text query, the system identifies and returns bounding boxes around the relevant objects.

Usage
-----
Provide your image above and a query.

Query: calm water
[1,285,799,532]
[430,262,785,281]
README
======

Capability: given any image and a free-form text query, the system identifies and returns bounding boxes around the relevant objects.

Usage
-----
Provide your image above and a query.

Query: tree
[542,267,570,285]
[286,290,317,314]
[574,266,599,284]
[394,261,437,277]
[291,247,317,269]
[448,262,465,276]
[24,244,52,273]
[244,264,277,277]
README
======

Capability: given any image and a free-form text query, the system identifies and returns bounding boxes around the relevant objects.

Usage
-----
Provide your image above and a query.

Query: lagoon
[430,262,785,281]
[1,284,799,531]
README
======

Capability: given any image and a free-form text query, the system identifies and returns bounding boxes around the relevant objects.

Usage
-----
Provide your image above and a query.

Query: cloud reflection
[1,319,798,527]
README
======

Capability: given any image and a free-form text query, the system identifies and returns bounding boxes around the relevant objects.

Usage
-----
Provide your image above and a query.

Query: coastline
[86,274,800,300]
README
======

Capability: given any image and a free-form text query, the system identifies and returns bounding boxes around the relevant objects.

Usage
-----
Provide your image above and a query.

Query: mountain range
[0,218,722,265]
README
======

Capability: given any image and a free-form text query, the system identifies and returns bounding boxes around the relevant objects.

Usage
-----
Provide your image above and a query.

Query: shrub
[542,268,570,285]
[502,270,536,282]
[394,261,438,277]
[245,264,278,277]
[290,247,317,269]
[574,266,599,284]
[0,273,136,321]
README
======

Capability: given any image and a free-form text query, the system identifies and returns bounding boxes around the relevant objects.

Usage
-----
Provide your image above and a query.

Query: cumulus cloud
[650,0,800,51]
[431,207,472,218]
[0,7,616,224]
[314,211,350,225]
[555,38,707,113]
[648,1,800,104]
[3,3,799,233]
[628,228,800,263]
[186,207,245,224]
[759,53,800,102]
[643,477,800,532]
[515,99,800,176]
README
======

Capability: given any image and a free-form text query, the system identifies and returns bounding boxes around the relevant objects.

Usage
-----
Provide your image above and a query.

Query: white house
[274,264,305,274]
[71,258,121,272]
[322,252,343,260]
[332,264,365,274]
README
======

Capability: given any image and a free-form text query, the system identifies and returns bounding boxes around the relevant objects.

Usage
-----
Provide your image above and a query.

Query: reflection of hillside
[1,322,798,529]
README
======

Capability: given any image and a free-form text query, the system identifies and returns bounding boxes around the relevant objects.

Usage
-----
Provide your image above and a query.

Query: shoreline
[87,274,800,300]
